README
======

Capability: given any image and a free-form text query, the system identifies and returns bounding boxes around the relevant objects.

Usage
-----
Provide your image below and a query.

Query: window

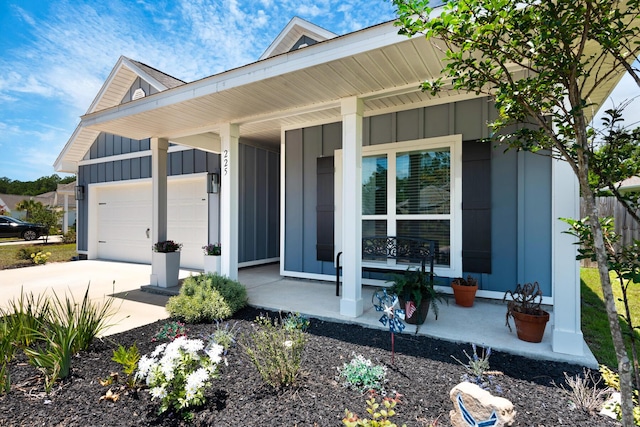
[361,136,461,275]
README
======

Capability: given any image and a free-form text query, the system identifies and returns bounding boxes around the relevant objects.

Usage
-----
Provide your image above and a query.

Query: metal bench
[335,236,437,296]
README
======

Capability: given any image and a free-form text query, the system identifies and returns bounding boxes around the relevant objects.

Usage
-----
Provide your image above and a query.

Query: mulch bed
[0,306,619,426]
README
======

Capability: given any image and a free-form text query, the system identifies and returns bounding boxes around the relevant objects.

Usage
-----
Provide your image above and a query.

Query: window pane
[362,155,387,215]
[362,220,387,238]
[397,220,450,267]
[396,148,450,214]
[362,220,387,261]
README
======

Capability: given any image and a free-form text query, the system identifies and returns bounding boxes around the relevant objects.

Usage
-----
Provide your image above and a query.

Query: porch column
[340,97,364,317]
[150,137,169,286]
[63,193,69,234]
[220,124,239,280]
[551,157,584,355]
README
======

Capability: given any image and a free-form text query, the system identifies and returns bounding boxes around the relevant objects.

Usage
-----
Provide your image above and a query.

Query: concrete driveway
[0,260,187,336]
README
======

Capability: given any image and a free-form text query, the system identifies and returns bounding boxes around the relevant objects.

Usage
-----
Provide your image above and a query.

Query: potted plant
[503,282,550,343]
[152,240,183,288]
[451,275,478,307]
[388,268,446,325]
[203,243,221,275]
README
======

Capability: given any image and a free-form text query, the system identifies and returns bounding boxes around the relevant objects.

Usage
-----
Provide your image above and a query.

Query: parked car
[0,215,47,241]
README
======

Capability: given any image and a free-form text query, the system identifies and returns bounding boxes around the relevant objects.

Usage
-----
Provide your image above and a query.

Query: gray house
[55,16,625,358]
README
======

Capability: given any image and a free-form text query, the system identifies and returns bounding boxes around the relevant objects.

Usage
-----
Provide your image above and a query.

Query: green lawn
[581,267,640,369]
[0,242,77,269]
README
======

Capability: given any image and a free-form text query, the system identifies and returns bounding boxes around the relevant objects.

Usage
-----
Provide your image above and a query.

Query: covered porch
[239,263,598,368]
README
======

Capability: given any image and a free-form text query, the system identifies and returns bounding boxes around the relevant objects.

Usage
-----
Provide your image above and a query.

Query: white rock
[449,382,516,427]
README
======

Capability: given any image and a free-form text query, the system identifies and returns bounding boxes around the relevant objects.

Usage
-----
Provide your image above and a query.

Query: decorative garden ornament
[373,289,405,364]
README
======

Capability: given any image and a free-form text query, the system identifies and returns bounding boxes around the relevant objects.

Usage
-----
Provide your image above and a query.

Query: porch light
[75,185,85,201]
[208,172,220,194]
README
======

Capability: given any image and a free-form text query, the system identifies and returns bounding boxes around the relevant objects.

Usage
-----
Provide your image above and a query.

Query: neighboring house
[0,196,9,215]
[0,185,76,231]
[618,176,640,194]
[54,16,630,358]
[55,182,77,233]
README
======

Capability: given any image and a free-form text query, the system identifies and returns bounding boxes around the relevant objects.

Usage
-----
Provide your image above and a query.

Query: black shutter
[462,140,492,273]
[316,156,334,262]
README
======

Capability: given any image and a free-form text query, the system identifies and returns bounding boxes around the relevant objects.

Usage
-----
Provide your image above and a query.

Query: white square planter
[203,255,221,275]
[151,251,181,288]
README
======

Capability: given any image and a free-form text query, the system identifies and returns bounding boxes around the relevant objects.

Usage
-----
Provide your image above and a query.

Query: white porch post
[63,194,69,234]
[220,124,239,280]
[340,97,364,317]
[551,157,584,355]
[150,137,169,286]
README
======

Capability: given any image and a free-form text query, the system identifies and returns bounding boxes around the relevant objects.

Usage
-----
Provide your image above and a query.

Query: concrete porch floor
[239,263,598,368]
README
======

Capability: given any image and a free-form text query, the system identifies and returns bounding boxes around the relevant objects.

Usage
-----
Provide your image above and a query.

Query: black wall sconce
[75,185,85,201]
[207,172,220,194]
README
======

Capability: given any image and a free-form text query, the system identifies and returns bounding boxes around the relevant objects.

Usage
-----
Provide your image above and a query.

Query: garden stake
[373,289,405,364]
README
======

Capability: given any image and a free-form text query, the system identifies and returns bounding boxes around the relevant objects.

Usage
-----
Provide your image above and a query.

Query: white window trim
[335,134,463,278]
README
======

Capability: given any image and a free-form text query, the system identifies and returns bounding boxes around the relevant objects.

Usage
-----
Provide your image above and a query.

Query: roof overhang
[76,22,471,142]
[56,18,636,173]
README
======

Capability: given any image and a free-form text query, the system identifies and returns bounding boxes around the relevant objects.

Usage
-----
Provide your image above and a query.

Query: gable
[55,57,184,174]
[291,35,319,51]
[89,56,184,114]
[260,17,337,60]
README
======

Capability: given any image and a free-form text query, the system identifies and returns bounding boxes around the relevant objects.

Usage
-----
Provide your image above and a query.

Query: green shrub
[599,365,640,423]
[343,393,408,427]
[16,246,38,261]
[30,251,51,265]
[2,286,116,393]
[112,343,141,388]
[24,322,77,393]
[152,320,187,342]
[0,320,16,394]
[240,314,306,388]
[166,273,247,323]
[2,291,51,348]
[61,230,76,243]
[209,322,238,352]
[338,353,387,394]
[48,286,117,353]
[283,312,310,331]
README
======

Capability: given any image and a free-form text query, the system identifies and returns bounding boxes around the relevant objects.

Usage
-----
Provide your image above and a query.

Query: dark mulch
[0,306,618,426]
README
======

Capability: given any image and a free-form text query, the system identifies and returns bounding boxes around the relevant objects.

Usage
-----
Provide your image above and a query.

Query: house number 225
[223,150,229,176]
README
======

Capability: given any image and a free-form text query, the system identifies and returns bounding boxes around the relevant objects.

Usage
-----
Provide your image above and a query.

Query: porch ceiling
[77,20,628,152]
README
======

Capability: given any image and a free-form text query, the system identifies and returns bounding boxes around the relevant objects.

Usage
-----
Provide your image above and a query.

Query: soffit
[74,21,633,159]
[80,30,447,144]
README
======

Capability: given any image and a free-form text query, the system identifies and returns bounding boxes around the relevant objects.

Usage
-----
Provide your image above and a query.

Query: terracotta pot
[512,310,550,343]
[399,296,430,325]
[451,283,478,307]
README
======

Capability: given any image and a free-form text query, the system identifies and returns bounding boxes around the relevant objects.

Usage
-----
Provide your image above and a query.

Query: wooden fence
[579,197,640,268]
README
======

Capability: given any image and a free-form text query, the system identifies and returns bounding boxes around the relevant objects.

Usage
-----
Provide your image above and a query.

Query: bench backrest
[362,236,436,266]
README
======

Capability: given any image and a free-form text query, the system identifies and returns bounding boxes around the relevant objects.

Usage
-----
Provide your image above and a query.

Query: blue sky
[0,0,638,182]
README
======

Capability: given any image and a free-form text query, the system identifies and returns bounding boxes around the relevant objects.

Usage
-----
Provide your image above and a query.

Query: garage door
[97,178,208,269]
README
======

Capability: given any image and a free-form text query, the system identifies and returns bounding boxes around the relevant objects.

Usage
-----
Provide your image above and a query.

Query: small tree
[15,199,43,221]
[29,205,62,243]
[391,0,640,424]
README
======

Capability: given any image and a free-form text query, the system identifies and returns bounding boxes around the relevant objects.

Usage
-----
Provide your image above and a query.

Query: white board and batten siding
[96,177,208,269]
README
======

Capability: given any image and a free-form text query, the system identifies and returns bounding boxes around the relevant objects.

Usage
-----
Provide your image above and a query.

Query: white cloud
[0,0,397,180]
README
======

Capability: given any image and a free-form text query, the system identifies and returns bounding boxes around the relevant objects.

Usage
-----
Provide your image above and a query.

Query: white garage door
[97,178,208,269]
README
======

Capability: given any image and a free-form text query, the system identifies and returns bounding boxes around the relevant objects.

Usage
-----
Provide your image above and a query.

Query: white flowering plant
[337,353,387,394]
[135,336,224,418]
